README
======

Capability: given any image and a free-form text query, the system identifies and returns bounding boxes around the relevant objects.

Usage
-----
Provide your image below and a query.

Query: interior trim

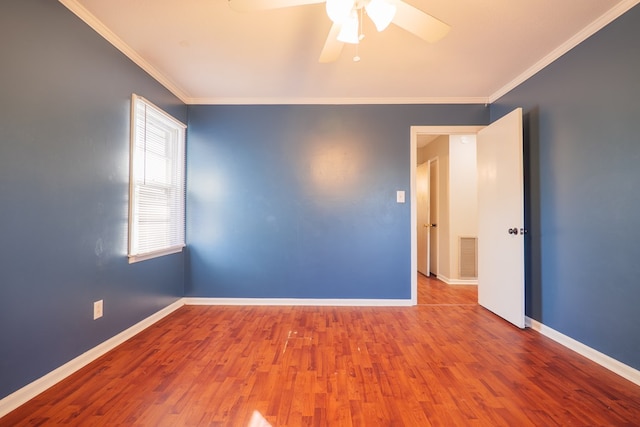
[526,317,640,387]
[59,0,639,106]
[410,126,485,304]
[4,299,637,417]
[58,0,190,103]
[489,0,640,103]
[187,96,490,105]
[437,274,478,286]
[183,298,414,306]
[0,299,185,418]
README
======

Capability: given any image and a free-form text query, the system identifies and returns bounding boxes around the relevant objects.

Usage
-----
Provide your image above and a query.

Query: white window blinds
[128,94,186,263]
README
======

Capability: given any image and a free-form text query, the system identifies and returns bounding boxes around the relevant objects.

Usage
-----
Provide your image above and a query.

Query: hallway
[417,273,477,305]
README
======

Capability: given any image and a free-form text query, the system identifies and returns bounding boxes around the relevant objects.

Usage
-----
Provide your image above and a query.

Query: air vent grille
[459,237,477,279]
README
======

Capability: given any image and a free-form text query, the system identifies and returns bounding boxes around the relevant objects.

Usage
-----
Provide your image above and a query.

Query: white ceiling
[61,0,637,104]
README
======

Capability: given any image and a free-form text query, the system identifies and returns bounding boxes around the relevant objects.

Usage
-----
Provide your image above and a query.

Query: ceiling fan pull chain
[359,7,365,41]
[354,7,363,62]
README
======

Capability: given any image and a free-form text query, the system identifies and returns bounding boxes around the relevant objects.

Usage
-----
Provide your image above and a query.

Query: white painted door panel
[477,108,525,328]
[417,162,430,275]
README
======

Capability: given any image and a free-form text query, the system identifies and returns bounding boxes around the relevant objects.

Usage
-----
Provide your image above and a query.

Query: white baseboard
[436,275,478,285]
[447,279,478,285]
[0,295,410,417]
[9,300,637,419]
[0,299,185,419]
[183,297,414,307]
[526,317,640,387]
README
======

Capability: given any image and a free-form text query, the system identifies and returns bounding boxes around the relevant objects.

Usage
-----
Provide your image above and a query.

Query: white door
[476,108,525,328]
[416,162,430,275]
[428,159,438,276]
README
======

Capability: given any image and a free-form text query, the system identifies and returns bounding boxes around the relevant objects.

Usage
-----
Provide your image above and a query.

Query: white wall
[448,135,478,282]
[417,135,450,279]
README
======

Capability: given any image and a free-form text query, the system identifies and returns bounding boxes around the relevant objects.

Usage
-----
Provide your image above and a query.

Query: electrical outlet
[93,300,103,320]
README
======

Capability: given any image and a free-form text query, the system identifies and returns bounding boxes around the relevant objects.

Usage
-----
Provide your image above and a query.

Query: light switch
[396,190,405,203]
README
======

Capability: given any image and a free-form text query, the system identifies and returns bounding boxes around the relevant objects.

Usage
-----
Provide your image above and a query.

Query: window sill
[128,245,185,264]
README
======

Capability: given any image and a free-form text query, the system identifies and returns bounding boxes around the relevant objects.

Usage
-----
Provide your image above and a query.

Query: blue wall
[186,105,488,299]
[0,1,186,399]
[491,5,640,369]
[3,0,639,407]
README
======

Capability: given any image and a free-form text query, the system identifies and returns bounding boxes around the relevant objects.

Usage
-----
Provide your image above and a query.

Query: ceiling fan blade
[392,0,450,43]
[228,0,324,12]
[318,22,344,63]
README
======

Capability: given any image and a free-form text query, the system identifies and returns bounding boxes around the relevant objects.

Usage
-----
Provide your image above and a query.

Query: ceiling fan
[228,0,450,62]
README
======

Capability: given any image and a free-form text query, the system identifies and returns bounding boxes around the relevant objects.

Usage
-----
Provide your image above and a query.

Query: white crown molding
[59,1,639,107]
[526,317,640,387]
[184,297,414,306]
[57,0,488,107]
[489,0,640,103]
[185,96,490,106]
[0,299,185,419]
[58,0,191,104]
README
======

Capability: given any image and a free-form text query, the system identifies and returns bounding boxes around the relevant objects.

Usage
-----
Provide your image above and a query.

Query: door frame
[410,126,484,304]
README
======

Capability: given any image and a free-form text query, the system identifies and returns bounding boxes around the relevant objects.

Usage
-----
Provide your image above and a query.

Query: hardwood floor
[417,273,477,305]
[3,282,640,426]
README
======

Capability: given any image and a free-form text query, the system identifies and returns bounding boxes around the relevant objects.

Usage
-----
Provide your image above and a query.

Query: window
[128,94,186,263]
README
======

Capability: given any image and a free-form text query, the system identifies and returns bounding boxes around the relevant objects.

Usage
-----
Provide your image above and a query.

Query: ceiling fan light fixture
[365,0,396,31]
[337,11,360,44]
[326,0,355,23]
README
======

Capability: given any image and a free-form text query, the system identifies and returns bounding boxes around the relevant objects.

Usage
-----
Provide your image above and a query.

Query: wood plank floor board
[2,276,640,426]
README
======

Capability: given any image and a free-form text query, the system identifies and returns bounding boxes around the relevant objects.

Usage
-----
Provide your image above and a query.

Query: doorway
[410,113,525,328]
[410,126,483,304]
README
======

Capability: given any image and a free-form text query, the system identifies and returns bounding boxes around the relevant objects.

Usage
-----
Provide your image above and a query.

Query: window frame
[128,94,186,263]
